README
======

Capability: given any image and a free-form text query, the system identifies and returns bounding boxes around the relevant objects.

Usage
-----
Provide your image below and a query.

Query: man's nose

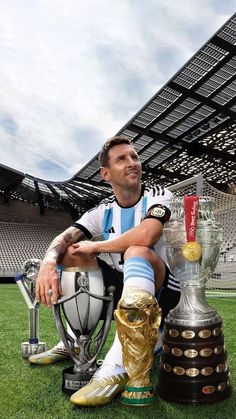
[127,156,136,165]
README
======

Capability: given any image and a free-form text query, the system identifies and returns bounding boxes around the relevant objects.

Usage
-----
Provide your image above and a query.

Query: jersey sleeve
[146,185,173,212]
[74,205,103,239]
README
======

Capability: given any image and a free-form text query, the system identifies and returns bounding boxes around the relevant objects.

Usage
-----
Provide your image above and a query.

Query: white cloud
[0,0,234,180]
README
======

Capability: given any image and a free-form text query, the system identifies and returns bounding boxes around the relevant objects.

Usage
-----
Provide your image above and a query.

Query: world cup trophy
[157,196,231,403]
[52,266,115,394]
[15,259,46,359]
[115,288,161,406]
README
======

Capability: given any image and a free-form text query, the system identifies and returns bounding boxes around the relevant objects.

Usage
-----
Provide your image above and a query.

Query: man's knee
[124,245,153,261]
[61,245,98,268]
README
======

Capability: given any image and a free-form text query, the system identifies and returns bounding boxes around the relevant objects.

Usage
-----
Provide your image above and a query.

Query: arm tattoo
[43,227,86,263]
[64,231,73,244]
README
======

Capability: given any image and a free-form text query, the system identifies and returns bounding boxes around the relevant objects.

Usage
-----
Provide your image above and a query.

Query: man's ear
[100,167,111,182]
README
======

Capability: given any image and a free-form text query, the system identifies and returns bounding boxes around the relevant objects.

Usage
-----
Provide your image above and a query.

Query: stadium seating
[0,202,113,277]
[0,221,63,274]
[0,200,235,286]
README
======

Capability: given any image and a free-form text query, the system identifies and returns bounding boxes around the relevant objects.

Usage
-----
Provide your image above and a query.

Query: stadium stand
[0,199,71,279]
[0,222,62,273]
[0,198,113,280]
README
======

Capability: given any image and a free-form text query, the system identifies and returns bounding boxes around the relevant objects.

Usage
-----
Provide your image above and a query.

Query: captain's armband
[142,204,171,225]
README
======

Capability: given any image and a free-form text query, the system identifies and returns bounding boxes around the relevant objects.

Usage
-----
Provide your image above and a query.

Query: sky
[0,1,235,181]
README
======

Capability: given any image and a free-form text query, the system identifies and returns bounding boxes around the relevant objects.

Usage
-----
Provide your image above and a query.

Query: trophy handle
[53,304,77,363]
[52,285,115,370]
[79,285,115,371]
[15,274,37,309]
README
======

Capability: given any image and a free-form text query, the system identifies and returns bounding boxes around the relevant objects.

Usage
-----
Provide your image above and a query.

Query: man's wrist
[95,241,109,254]
[41,259,57,266]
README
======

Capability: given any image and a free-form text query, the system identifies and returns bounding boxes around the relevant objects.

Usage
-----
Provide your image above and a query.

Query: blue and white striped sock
[123,256,155,295]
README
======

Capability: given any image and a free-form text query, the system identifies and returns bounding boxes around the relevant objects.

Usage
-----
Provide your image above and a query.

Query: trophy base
[21,342,46,359]
[157,317,231,404]
[120,385,156,406]
[62,366,96,394]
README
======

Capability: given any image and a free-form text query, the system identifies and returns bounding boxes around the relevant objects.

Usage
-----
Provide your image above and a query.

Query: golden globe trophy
[115,288,161,406]
[157,196,231,403]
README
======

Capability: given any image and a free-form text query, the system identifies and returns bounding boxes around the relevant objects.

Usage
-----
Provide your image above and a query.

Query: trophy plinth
[157,196,231,404]
[61,344,102,393]
[115,288,161,406]
[52,267,114,394]
[15,259,46,359]
[62,366,95,393]
[62,344,102,393]
[21,341,46,359]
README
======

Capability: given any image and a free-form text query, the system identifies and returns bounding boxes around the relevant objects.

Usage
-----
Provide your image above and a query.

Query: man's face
[100,143,142,189]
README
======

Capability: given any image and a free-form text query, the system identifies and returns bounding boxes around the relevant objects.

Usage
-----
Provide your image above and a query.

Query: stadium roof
[0,13,235,219]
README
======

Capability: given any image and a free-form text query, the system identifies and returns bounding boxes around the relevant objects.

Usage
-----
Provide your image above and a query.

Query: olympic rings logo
[188,226,196,237]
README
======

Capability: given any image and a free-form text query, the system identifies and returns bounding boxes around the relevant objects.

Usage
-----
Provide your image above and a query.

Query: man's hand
[36,261,63,306]
[71,240,100,259]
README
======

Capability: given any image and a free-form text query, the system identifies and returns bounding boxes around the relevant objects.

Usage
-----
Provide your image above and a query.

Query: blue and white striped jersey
[75,184,173,273]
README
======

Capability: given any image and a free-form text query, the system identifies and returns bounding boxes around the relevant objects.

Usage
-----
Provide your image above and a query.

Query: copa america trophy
[52,266,115,394]
[15,259,46,359]
[115,288,161,405]
[157,196,231,403]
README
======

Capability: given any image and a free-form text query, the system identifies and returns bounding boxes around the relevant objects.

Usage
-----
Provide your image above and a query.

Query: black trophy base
[62,366,96,394]
[157,318,231,404]
[21,341,46,359]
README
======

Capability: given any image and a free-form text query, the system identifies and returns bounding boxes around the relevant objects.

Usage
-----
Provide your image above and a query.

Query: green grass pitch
[0,284,235,419]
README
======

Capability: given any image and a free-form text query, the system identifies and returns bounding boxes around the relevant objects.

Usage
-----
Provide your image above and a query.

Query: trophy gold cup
[157,196,231,403]
[52,266,115,394]
[15,259,46,359]
[115,288,161,406]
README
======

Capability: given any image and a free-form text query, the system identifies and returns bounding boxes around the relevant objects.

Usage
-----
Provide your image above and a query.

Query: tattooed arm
[36,226,86,306]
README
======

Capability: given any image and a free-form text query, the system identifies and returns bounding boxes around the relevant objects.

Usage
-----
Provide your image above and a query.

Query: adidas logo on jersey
[105,227,115,234]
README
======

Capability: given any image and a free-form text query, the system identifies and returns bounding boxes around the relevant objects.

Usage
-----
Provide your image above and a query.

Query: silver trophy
[52,266,115,394]
[157,196,231,403]
[15,259,46,359]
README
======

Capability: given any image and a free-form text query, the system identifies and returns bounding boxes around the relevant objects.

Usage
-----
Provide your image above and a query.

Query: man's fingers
[51,283,59,304]
[35,265,61,306]
[70,245,80,254]
[58,281,63,297]
[42,286,50,306]
[36,283,40,303]
[36,283,53,306]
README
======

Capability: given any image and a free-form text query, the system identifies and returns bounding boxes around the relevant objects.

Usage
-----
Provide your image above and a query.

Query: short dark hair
[99,135,132,167]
